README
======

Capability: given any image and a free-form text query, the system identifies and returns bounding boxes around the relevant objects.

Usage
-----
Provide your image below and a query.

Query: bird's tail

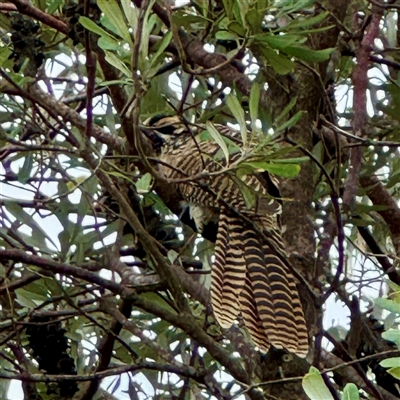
[210,213,309,357]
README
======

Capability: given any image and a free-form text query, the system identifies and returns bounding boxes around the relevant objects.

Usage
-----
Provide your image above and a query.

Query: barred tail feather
[239,229,273,353]
[286,270,309,357]
[260,245,305,354]
[211,214,309,357]
[210,213,246,328]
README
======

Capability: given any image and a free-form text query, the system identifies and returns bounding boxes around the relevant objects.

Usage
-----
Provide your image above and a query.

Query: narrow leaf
[148,31,173,73]
[121,0,138,29]
[104,51,132,77]
[79,16,118,43]
[277,111,303,131]
[260,47,294,74]
[98,36,119,51]
[284,11,330,30]
[254,34,305,50]
[243,161,301,178]
[285,46,334,62]
[249,83,260,130]
[275,96,297,124]
[98,0,132,44]
[226,94,247,145]
[18,152,33,183]
[206,121,230,164]
[270,156,309,164]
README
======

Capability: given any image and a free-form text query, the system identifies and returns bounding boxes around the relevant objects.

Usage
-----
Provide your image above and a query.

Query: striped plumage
[151,116,309,357]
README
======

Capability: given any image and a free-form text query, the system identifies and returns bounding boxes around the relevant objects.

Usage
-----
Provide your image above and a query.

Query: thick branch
[343,10,382,208]
[8,0,68,34]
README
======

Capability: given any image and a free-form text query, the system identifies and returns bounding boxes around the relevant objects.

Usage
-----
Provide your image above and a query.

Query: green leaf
[288,25,336,35]
[206,121,230,164]
[245,8,263,32]
[136,172,153,193]
[99,79,131,87]
[107,171,136,186]
[354,204,390,213]
[232,0,247,28]
[386,171,400,188]
[302,367,334,400]
[104,51,132,78]
[0,46,12,68]
[375,298,400,314]
[254,33,306,50]
[143,192,171,215]
[387,366,400,380]
[141,74,177,118]
[259,47,295,74]
[249,82,260,130]
[6,202,57,250]
[380,357,400,368]
[270,156,310,164]
[79,16,118,43]
[233,177,255,209]
[382,329,400,347]
[275,97,297,124]
[284,46,334,62]
[226,94,247,145]
[148,31,173,75]
[283,11,330,30]
[276,111,303,131]
[228,21,246,37]
[278,0,316,13]
[139,292,177,315]
[18,152,33,184]
[97,0,132,44]
[243,161,301,177]
[342,383,360,400]
[139,12,158,70]
[387,280,400,293]
[15,288,38,309]
[20,281,48,299]
[215,31,239,41]
[98,36,119,51]
[167,249,179,264]
[222,0,233,19]
[121,0,138,28]
[47,0,63,14]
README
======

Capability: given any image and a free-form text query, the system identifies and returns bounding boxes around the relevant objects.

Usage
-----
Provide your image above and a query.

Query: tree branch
[343,8,382,208]
[360,175,400,256]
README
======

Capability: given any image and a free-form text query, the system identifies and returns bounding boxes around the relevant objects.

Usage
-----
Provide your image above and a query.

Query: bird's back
[153,117,309,357]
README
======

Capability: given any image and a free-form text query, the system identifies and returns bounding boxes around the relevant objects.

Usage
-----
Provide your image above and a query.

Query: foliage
[1,0,400,399]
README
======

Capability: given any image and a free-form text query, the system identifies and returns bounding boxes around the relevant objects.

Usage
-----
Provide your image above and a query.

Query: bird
[147,115,309,357]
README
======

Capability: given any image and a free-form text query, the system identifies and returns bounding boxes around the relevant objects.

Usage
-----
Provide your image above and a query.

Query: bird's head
[143,115,193,153]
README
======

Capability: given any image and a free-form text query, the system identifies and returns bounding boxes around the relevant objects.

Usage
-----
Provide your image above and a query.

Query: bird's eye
[154,124,178,136]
